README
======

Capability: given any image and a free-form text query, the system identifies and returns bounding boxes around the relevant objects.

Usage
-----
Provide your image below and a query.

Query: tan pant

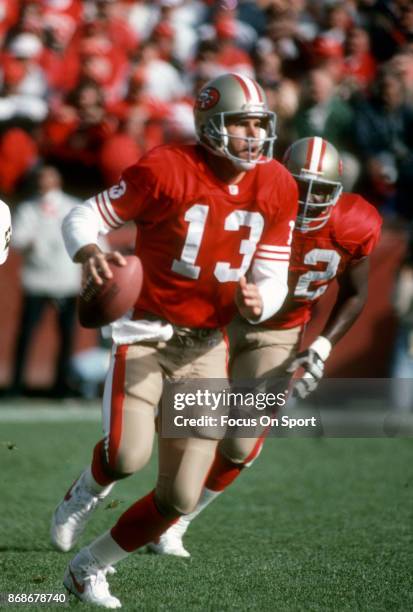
[220,317,302,463]
[102,331,227,515]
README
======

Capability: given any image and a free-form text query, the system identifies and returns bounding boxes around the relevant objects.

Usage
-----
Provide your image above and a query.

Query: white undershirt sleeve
[246,257,289,324]
[62,198,111,260]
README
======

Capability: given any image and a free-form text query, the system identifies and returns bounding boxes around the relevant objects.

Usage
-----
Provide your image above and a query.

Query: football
[78,255,143,328]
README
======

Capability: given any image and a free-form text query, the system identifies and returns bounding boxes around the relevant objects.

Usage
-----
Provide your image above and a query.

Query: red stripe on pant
[108,344,128,469]
[205,433,267,492]
[91,439,114,486]
[111,491,177,552]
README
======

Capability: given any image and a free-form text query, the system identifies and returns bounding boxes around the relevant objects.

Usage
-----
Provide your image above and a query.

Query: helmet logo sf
[194,73,277,171]
[195,87,220,111]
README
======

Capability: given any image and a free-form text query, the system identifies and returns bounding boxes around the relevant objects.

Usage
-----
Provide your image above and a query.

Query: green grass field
[0,402,412,611]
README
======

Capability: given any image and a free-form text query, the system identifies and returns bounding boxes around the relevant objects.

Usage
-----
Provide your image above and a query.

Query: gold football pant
[101,331,227,515]
[220,317,302,463]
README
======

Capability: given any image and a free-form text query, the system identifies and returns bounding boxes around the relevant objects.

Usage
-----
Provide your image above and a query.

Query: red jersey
[265,193,382,330]
[91,144,297,328]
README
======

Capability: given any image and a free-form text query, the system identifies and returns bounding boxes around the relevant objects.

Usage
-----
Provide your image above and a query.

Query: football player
[52,73,298,608]
[0,199,11,265]
[150,136,383,558]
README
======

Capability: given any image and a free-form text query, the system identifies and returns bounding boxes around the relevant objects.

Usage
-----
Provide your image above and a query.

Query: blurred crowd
[0,0,412,215]
[1,0,413,397]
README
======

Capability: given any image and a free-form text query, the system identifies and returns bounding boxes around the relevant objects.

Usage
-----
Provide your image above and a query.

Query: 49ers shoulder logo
[195,87,220,111]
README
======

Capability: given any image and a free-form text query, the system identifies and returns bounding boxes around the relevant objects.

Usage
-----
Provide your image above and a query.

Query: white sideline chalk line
[0,406,100,423]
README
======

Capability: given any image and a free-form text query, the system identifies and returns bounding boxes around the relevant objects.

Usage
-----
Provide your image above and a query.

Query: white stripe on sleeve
[102,191,124,227]
[96,194,118,229]
[255,251,290,260]
[258,245,291,253]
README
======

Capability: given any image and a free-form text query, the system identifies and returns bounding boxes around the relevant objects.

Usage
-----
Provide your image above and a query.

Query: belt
[172,325,220,346]
[134,311,221,347]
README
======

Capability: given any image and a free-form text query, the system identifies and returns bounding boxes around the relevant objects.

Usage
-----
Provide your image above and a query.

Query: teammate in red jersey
[51,73,297,608]
[151,136,383,558]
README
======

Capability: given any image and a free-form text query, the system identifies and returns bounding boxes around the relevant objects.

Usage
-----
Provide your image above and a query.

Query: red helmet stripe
[305,137,315,170]
[318,139,327,172]
[247,75,264,103]
[232,73,263,104]
[305,136,324,173]
[232,73,251,101]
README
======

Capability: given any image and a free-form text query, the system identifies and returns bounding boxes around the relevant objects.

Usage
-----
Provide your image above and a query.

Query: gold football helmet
[194,73,277,170]
[283,137,343,232]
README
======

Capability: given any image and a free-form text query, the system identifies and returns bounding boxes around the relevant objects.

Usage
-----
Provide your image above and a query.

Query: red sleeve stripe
[255,251,290,260]
[259,245,291,253]
[103,190,124,226]
[95,194,118,229]
[100,191,123,228]
[232,73,263,104]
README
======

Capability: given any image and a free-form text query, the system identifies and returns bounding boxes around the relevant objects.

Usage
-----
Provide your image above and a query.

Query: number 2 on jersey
[295,248,341,300]
[172,204,264,282]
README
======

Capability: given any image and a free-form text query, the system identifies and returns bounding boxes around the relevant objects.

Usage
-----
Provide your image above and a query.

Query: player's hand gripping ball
[78,255,143,328]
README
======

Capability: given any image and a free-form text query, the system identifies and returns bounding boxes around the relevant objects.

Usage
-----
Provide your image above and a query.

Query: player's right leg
[51,343,162,552]
[63,434,219,605]
[150,321,301,556]
[62,330,227,606]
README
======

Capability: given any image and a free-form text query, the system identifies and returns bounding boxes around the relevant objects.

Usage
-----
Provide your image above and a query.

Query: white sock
[179,487,222,529]
[83,467,114,498]
[88,531,129,567]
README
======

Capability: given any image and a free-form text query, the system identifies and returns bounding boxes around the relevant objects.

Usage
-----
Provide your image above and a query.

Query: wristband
[310,336,332,362]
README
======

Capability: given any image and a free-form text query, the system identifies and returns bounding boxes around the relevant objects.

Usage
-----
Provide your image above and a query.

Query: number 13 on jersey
[172,204,265,282]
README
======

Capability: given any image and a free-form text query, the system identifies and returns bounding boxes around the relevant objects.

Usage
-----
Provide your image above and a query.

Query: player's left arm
[238,171,298,324]
[290,196,382,398]
[289,257,370,398]
[235,275,265,321]
[241,255,291,324]
[323,256,370,345]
